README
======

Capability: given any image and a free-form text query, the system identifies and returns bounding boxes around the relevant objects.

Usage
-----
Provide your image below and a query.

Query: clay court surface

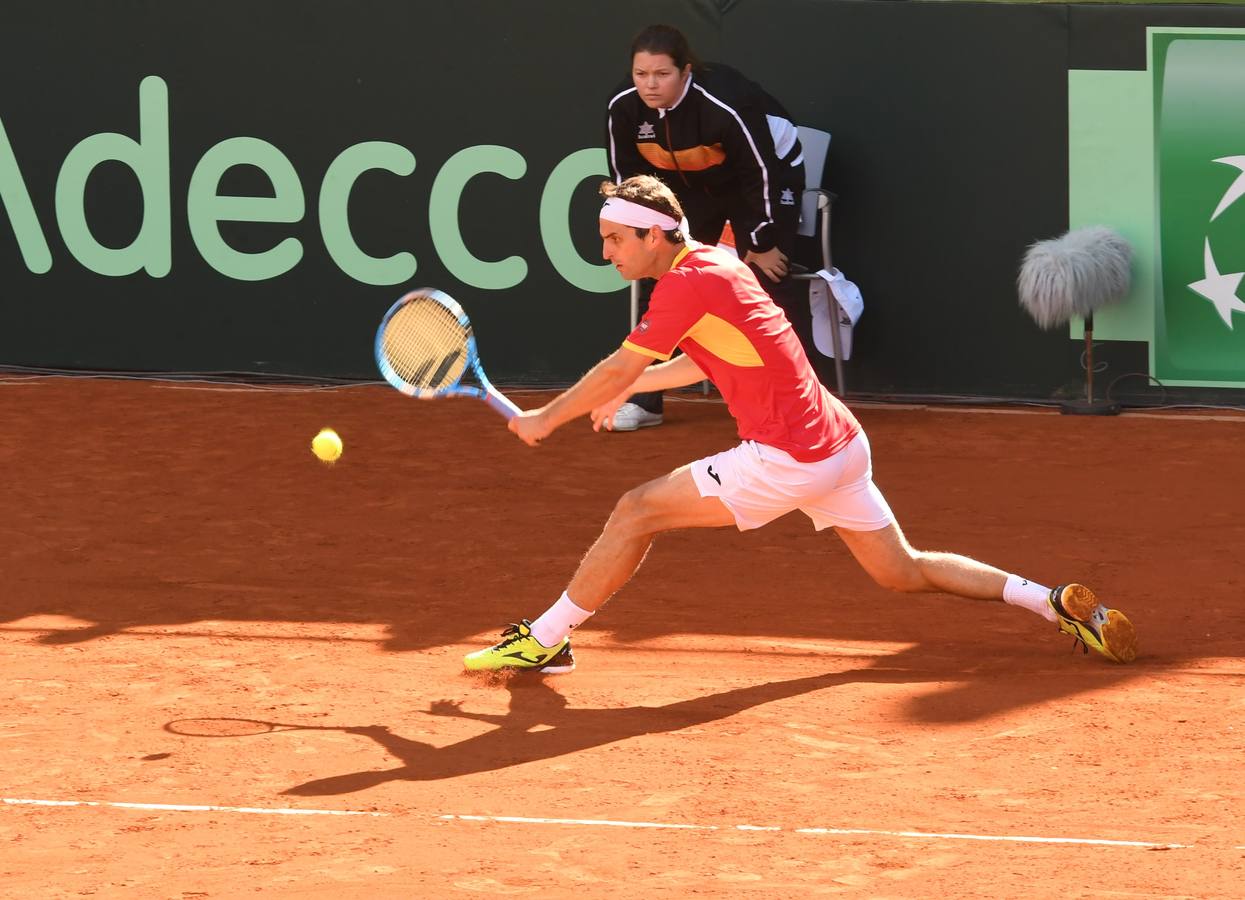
[2,377,1243,897]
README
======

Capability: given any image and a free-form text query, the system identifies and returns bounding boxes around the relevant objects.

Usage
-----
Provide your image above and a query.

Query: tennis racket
[374,288,520,419]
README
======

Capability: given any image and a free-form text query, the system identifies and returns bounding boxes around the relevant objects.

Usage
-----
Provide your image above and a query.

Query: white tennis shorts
[690,432,895,532]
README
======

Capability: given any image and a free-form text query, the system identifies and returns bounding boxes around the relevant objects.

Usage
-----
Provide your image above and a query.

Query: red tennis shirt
[622,244,860,462]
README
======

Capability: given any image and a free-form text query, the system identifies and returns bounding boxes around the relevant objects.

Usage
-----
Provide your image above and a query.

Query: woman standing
[605,23,811,430]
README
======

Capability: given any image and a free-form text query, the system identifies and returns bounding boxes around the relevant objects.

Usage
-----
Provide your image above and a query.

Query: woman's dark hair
[629,24,699,70]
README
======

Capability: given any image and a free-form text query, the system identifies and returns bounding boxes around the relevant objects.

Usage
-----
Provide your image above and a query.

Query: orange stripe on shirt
[623,313,764,368]
[622,339,670,361]
[637,142,727,172]
[682,313,764,367]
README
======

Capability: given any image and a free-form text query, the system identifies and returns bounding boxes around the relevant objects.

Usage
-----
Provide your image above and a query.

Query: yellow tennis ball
[311,427,343,463]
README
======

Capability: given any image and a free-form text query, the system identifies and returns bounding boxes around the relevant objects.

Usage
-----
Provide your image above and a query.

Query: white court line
[1,799,1198,848]
[443,814,711,831]
[792,826,1182,848]
[3,797,387,817]
[440,815,1185,848]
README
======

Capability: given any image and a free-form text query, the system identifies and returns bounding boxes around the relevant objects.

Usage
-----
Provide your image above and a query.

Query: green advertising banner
[1153,31,1245,385]
[1073,26,1245,391]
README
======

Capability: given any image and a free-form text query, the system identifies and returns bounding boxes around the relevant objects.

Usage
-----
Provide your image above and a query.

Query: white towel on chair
[809,268,864,360]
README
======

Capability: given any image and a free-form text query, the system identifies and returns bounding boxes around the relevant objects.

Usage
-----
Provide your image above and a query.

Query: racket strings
[382,300,471,391]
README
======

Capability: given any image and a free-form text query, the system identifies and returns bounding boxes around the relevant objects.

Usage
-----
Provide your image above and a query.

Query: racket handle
[484,387,522,420]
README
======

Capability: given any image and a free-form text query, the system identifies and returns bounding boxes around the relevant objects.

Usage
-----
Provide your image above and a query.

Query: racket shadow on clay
[281,667,907,797]
[164,718,360,738]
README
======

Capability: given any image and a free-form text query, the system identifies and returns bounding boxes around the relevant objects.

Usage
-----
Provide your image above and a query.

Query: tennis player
[464,175,1137,674]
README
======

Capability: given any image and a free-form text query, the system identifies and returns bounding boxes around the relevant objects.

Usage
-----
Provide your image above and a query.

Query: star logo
[1188,238,1245,329]
[1210,156,1245,220]
[1187,158,1245,329]
[638,122,656,140]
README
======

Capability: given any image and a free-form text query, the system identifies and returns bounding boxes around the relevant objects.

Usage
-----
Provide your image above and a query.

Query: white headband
[600,197,680,232]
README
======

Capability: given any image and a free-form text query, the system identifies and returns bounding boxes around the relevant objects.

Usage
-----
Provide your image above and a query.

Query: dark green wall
[1,1,1243,398]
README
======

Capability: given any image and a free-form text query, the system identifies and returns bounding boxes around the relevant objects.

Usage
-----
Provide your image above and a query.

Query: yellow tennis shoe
[463,620,575,674]
[1049,584,1137,663]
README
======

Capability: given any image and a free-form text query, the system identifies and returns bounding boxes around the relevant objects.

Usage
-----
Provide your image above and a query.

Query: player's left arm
[508,346,654,446]
[589,353,705,432]
[628,352,705,392]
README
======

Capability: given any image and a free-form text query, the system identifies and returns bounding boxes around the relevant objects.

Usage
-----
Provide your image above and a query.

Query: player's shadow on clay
[279,668,901,797]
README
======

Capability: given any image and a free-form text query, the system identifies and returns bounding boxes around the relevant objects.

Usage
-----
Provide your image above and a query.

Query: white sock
[530,592,594,647]
[1003,574,1057,622]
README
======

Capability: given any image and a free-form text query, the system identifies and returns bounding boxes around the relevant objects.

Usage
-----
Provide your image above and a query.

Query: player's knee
[606,487,654,535]
[608,483,676,538]
[870,558,928,593]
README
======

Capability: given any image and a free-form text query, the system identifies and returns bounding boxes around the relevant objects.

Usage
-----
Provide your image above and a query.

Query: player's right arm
[509,346,653,446]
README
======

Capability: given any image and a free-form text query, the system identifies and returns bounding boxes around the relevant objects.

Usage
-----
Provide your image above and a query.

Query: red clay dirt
[2,378,1243,897]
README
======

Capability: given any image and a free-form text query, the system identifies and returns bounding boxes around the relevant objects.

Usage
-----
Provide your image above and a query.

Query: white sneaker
[607,402,663,432]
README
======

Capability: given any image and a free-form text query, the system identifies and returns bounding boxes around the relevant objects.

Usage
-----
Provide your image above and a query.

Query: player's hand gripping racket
[374,288,520,419]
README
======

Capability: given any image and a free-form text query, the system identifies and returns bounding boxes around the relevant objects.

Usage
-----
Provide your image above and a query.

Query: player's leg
[806,433,1136,662]
[565,464,736,610]
[811,432,1057,602]
[835,523,1136,662]
[833,521,1007,599]
[463,465,735,673]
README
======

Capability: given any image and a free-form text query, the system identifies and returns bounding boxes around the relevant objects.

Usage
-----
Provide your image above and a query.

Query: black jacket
[606,63,803,253]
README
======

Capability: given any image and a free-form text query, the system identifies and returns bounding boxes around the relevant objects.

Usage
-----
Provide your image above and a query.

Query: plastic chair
[788,125,846,397]
[626,125,844,396]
